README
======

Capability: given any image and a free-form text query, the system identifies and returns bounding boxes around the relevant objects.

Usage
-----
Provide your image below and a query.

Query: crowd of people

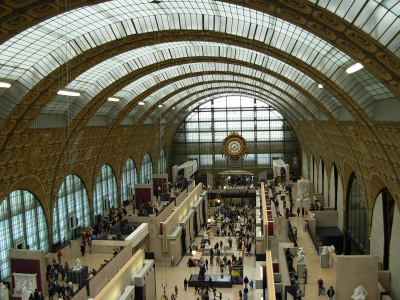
[45,254,75,300]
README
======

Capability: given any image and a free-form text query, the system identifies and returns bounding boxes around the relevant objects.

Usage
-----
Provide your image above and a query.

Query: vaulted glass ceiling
[311,0,400,56]
[0,0,399,126]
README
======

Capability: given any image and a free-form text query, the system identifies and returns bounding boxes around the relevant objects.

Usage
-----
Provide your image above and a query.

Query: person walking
[175,285,178,296]
[249,279,254,290]
[301,207,305,217]
[317,278,324,296]
[184,278,188,291]
[327,286,335,300]
[205,258,208,270]
[297,207,300,217]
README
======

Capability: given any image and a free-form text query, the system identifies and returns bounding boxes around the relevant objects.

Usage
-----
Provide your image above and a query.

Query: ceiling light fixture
[346,63,364,74]
[138,101,145,105]
[0,82,11,88]
[108,97,119,102]
[172,107,175,110]
[57,90,80,97]
[318,84,323,89]
[158,104,162,107]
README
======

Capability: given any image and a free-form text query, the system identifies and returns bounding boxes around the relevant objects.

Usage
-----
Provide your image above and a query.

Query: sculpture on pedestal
[328,245,335,253]
[351,285,367,300]
[75,258,82,269]
[297,247,305,261]
[321,246,329,255]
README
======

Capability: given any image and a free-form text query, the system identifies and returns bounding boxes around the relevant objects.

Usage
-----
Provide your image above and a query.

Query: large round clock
[222,132,248,162]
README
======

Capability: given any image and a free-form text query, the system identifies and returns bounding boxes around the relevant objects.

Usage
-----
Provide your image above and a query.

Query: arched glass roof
[132,73,317,117]
[311,0,400,56]
[0,0,399,126]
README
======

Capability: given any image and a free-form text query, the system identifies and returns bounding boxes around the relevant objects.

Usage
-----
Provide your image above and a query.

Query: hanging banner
[232,265,243,284]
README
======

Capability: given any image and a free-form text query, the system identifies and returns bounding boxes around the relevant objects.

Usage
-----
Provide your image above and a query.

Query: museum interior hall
[0,0,400,299]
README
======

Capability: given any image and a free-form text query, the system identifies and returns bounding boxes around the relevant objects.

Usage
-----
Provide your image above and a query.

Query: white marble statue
[328,245,335,253]
[321,246,329,255]
[297,247,305,261]
[351,285,368,300]
[76,258,82,269]
[0,282,9,299]
[296,179,310,204]
[310,213,315,219]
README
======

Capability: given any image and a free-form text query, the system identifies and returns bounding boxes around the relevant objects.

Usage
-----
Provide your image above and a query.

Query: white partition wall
[389,205,400,300]
[323,163,329,206]
[302,150,308,178]
[370,193,384,268]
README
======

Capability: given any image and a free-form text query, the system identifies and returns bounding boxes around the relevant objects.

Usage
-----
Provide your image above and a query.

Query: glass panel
[171,96,300,171]
[347,175,368,253]
[141,153,153,184]
[0,190,48,280]
[93,165,119,218]
[53,175,90,244]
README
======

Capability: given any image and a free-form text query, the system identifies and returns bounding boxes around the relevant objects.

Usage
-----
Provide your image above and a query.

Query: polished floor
[47,196,336,299]
[154,202,336,300]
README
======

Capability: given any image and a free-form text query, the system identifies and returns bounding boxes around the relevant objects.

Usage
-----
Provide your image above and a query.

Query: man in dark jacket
[327,286,335,300]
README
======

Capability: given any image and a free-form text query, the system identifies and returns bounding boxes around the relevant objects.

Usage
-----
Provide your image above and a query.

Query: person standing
[327,286,335,300]
[80,243,85,256]
[175,285,178,296]
[205,258,208,270]
[301,207,305,217]
[184,278,188,291]
[297,207,300,217]
[302,266,307,284]
[244,276,249,288]
[317,278,324,296]
[57,250,62,264]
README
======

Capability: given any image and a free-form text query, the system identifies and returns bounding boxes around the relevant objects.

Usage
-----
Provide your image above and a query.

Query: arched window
[141,153,153,184]
[53,175,90,244]
[93,165,119,218]
[0,190,48,280]
[171,96,301,172]
[347,174,368,254]
[158,149,167,174]
[121,158,138,202]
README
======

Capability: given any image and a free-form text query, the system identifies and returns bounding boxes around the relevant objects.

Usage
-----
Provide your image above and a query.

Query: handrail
[261,183,268,251]
[266,251,276,300]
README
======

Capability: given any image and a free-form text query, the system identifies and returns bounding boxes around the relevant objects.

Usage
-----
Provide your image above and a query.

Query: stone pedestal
[67,265,88,284]
[320,254,329,268]
[297,261,306,279]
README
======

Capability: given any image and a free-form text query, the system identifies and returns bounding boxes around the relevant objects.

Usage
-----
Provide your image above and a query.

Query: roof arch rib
[0,1,397,131]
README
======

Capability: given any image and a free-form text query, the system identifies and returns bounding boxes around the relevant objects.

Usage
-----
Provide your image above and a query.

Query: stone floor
[46,196,337,299]
[154,203,336,299]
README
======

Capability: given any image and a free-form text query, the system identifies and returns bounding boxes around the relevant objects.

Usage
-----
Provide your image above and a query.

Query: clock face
[227,140,242,155]
[221,131,248,162]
